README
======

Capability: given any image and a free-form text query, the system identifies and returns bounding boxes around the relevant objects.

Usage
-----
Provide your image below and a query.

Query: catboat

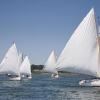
[20,56,32,79]
[56,8,100,86]
[0,43,21,80]
[43,50,59,78]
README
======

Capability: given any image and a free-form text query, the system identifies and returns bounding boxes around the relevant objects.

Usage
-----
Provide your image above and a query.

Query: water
[0,73,100,100]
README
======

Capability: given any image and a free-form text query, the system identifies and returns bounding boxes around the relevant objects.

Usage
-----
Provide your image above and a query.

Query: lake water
[0,73,100,100]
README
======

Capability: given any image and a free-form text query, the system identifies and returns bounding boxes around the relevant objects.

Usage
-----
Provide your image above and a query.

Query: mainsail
[56,8,100,77]
[0,43,20,75]
[44,50,57,73]
[18,52,23,66]
[20,56,31,76]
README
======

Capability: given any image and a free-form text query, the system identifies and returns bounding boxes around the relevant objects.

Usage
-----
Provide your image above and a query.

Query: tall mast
[97,16,100,64]
[97,16,100,35]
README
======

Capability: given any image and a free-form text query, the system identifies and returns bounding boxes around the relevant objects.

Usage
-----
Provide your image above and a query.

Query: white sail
[44,50,57,73]
[20,56,31,76]
[18,52,23,66]
[56,8,100,77]
[0,43,20,75]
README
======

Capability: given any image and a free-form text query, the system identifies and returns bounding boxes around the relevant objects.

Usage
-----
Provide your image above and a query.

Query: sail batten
[56,8,100,77]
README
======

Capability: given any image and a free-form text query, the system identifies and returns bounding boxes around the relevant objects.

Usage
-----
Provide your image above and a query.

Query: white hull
[79,79,100,86]
[21,75,25,78]
[28,76,32,79]
[51,73,59,78]
[21,74,32,79]
[9,76,21,81]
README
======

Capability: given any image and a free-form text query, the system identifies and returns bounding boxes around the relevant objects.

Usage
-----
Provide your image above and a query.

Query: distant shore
[31,64,79,76]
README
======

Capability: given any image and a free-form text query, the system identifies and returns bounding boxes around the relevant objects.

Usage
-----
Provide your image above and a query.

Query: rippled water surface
[0,73,100,100]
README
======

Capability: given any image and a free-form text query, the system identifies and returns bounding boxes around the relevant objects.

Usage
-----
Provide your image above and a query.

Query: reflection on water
[0,73,100,100]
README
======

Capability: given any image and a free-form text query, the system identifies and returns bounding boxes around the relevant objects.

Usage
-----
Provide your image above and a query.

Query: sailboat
[43,50,59,78]
[0,42,21,80]
[20,56,32,79]
[79,19,100,86]
[56,8,100,86]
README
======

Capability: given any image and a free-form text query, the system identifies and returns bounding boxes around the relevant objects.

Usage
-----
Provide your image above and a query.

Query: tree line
[31,64,44,72]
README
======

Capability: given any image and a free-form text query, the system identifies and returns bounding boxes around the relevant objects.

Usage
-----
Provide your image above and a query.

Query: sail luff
[56,8,100,77]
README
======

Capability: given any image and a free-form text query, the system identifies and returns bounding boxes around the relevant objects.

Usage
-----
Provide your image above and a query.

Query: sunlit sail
[56,8,100,80]
[0,42,21,80]
[43,50,59,78]
[20,56,32,79]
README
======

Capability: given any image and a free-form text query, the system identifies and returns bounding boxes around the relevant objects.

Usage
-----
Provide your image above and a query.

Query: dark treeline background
[31,64,74,74]
[31,64,44,72]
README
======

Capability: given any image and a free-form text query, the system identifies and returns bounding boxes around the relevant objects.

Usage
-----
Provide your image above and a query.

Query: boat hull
[51,73,59,78]
[27,76,32,79]
[79,79,100,86]
[9,76,21,81]
[21,74,32,79]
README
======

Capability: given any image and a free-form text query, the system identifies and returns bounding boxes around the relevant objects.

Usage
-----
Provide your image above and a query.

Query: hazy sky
[0,0,100,64]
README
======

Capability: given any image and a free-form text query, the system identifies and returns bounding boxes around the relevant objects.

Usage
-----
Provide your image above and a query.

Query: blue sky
[0,0,100,64]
